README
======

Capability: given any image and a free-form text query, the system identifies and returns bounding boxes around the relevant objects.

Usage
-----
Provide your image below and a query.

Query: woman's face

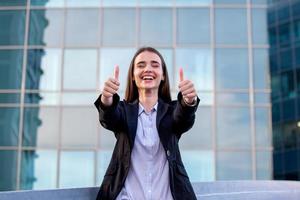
[133,51,164,91]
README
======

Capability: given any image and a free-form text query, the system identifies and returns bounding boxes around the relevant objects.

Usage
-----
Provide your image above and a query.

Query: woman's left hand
[178,68,197,105]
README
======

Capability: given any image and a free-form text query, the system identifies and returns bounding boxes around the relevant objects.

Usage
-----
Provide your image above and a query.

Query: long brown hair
[124,47,171,103]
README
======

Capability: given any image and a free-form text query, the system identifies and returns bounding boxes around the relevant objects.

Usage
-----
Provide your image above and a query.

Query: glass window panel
[29,10,64,46]
[278,23,291,46]
[256,151,272,180]
[217,92,249,105]
[0,50,23,90]
[99,48,136,92]
[281,71,295,99]
[0,0,27,6]
[280,49,292,70]
[197,92,213,105]
[99,127,116,150]
[176,48,213,91]
[23,107,60,147]
[103,8,136,46]
[140,0,172,6]
[255,92,270,104]
[180,107,212,149]
[97,150,112,185]
[0,10,25,45]
[253,49,270,89]
[65,9,100,46]
[59,151,94,188]
[140,9,172,46]
[0,150,17,191]
[31,0,64,7]
[255,107,271,147]
[61,92,99,105]
[26,49,62,91]
[216,48,249,90]
[20,150,57,190]
[63,49,97,90]
[217,107,251,149]
[215,0,246,4]
[176,0,211,6]
[181,150,214,182]
[252,9,268,45]
[157,48,174,88]
[0,93,20,104]
[215,9,247,45]
[61,107,98,148]
[65,0,100,7]
[294,19,300,42]
[177,8,210,45]
[251,0,268,4]
[217,151,252,180]
[0,108,20,146]
[102,0,136,6]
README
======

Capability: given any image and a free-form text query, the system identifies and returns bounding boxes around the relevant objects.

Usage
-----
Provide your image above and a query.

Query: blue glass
[0,108,20,146]
[65,0,100,7]
[217,93,249,105]
[99,127,116,150]
[279,49,292,70]
[216,48,249,90]
[176,0,211,6]
[140,0,172,6]
[271,102,280,123]
[282,99,296,121]
[102,0,136,6]
[277,4,290,22]
[176,48,213,91]
[157,48,174,88]
[180,107,212,149]
[31,0,64,7]
[140,9,172,46]
[0,10,26,45]
[215,9,247,45]
[59,151,94,188]
[252,9,268,45]
[0,150,17,191]
[251,0,268,4]
[255,92,270,104]
[217,151,252,180]
[0,93,20,103]
[255,107,271,148]
[197,92,213,106]
[217,107,251,149]
[61,92,98,105]
[278,23,291,46]
[215,0,246,4]
[253,49,270,89]
[281,71,295,99]
[103,8,136,46]
[181,151,214,182]
[268,27,277,48]
[292,2,300,20]
[0,50,23,90]
[177,8,210,45]
[29,10,64,46]
[296,47,300,66]
[97,150,113,185]
[0,0,27,6]
[271,75,280,102]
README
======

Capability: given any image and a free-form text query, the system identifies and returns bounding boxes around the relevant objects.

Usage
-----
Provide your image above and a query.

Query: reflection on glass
[181,150,214,182]
[217,107,251,148]
[0,0,26,6]
[65,0,100,7]
[0,50,23,89]
[215,0,246,4]
[215,9,247,45]
[99,127,116,150]
[63,49,97,90]
[59,151,94,188]
[0,150,17,191]
[176,0,211,6]
[26,49,62,91]
[256,151,272,180]
[25,92,60,105]
[140,9,172,46]
[176,48,213,91]
[29,10,64,46]
[31,0,64,7]
[0,93,20,104]
[255,107,271,148]
[157,48,174,88]
[102,0,136,6]
[217,151,252,180]
[216,48,249,90]
[180,107,212,149]
[251,0,267,5]
[197,92,213,105]
[140,0,172,6]
[0,10,25,45]
[99,48,136,91]
[177,8,210,45]
[65,9,100,46]
[103,8,136,46]
[253,49,270,89]
[21,150,57,189]
[97,150,113,185]
[23,107,60,147]
[252,9,268,45]
[217,93,249,105]
[61,107,97,148]
[61,92,98,105]
[255,92,270,104]
[0,108,20,146]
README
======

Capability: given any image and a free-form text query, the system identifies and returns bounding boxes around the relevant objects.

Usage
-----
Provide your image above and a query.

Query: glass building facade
[269,0,300,180]
[0,0,272,191]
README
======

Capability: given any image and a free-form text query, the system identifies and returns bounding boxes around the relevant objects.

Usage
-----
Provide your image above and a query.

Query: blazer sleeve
[172,92,200,138]
[94,93,126,133]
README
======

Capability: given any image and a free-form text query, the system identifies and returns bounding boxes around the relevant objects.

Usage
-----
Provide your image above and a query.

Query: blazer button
[167,150,170,157]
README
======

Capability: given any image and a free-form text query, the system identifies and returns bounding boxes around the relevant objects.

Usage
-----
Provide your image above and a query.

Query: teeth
[142,76,154,80]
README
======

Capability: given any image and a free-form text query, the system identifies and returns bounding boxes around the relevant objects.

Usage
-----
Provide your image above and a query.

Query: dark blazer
[94,92,200,200]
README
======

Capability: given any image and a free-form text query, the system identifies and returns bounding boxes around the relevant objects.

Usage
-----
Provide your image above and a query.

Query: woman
[94,47,200,200]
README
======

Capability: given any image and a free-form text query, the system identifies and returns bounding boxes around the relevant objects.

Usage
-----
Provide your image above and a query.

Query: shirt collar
[138,102,158,116]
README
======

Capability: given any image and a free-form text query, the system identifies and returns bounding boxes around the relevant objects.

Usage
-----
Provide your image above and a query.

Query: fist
[178,67,197,105]
[101,65,120,106]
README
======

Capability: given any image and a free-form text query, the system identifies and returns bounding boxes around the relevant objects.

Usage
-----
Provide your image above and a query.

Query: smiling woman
[94,47,200,200]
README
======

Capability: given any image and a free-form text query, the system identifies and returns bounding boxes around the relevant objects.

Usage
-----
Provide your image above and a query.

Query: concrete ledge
[0,181,300,200]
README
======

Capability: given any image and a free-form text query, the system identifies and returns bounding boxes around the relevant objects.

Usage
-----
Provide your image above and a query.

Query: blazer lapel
[126,100,139,149]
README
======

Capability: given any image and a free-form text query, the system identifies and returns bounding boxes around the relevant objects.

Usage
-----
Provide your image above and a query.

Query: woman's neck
[138,89,158,113]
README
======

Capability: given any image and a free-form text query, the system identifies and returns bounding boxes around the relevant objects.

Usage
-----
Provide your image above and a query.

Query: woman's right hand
[101,65,120,106]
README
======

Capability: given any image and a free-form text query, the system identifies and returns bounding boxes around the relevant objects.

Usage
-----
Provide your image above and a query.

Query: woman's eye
[152,64,159,68]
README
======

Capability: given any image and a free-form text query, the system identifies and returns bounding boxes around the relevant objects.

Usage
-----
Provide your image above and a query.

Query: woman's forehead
[134,51,161,64]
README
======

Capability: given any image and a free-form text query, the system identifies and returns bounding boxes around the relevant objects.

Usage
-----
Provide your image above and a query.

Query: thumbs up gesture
[101,65,120,106]
[178,68,197,105]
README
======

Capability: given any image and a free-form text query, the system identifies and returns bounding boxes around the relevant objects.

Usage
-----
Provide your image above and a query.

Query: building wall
[0,0,271,191]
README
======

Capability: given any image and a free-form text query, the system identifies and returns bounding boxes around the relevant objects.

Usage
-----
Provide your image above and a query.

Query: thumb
[114,65,119,81]
[179,67,184,82]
